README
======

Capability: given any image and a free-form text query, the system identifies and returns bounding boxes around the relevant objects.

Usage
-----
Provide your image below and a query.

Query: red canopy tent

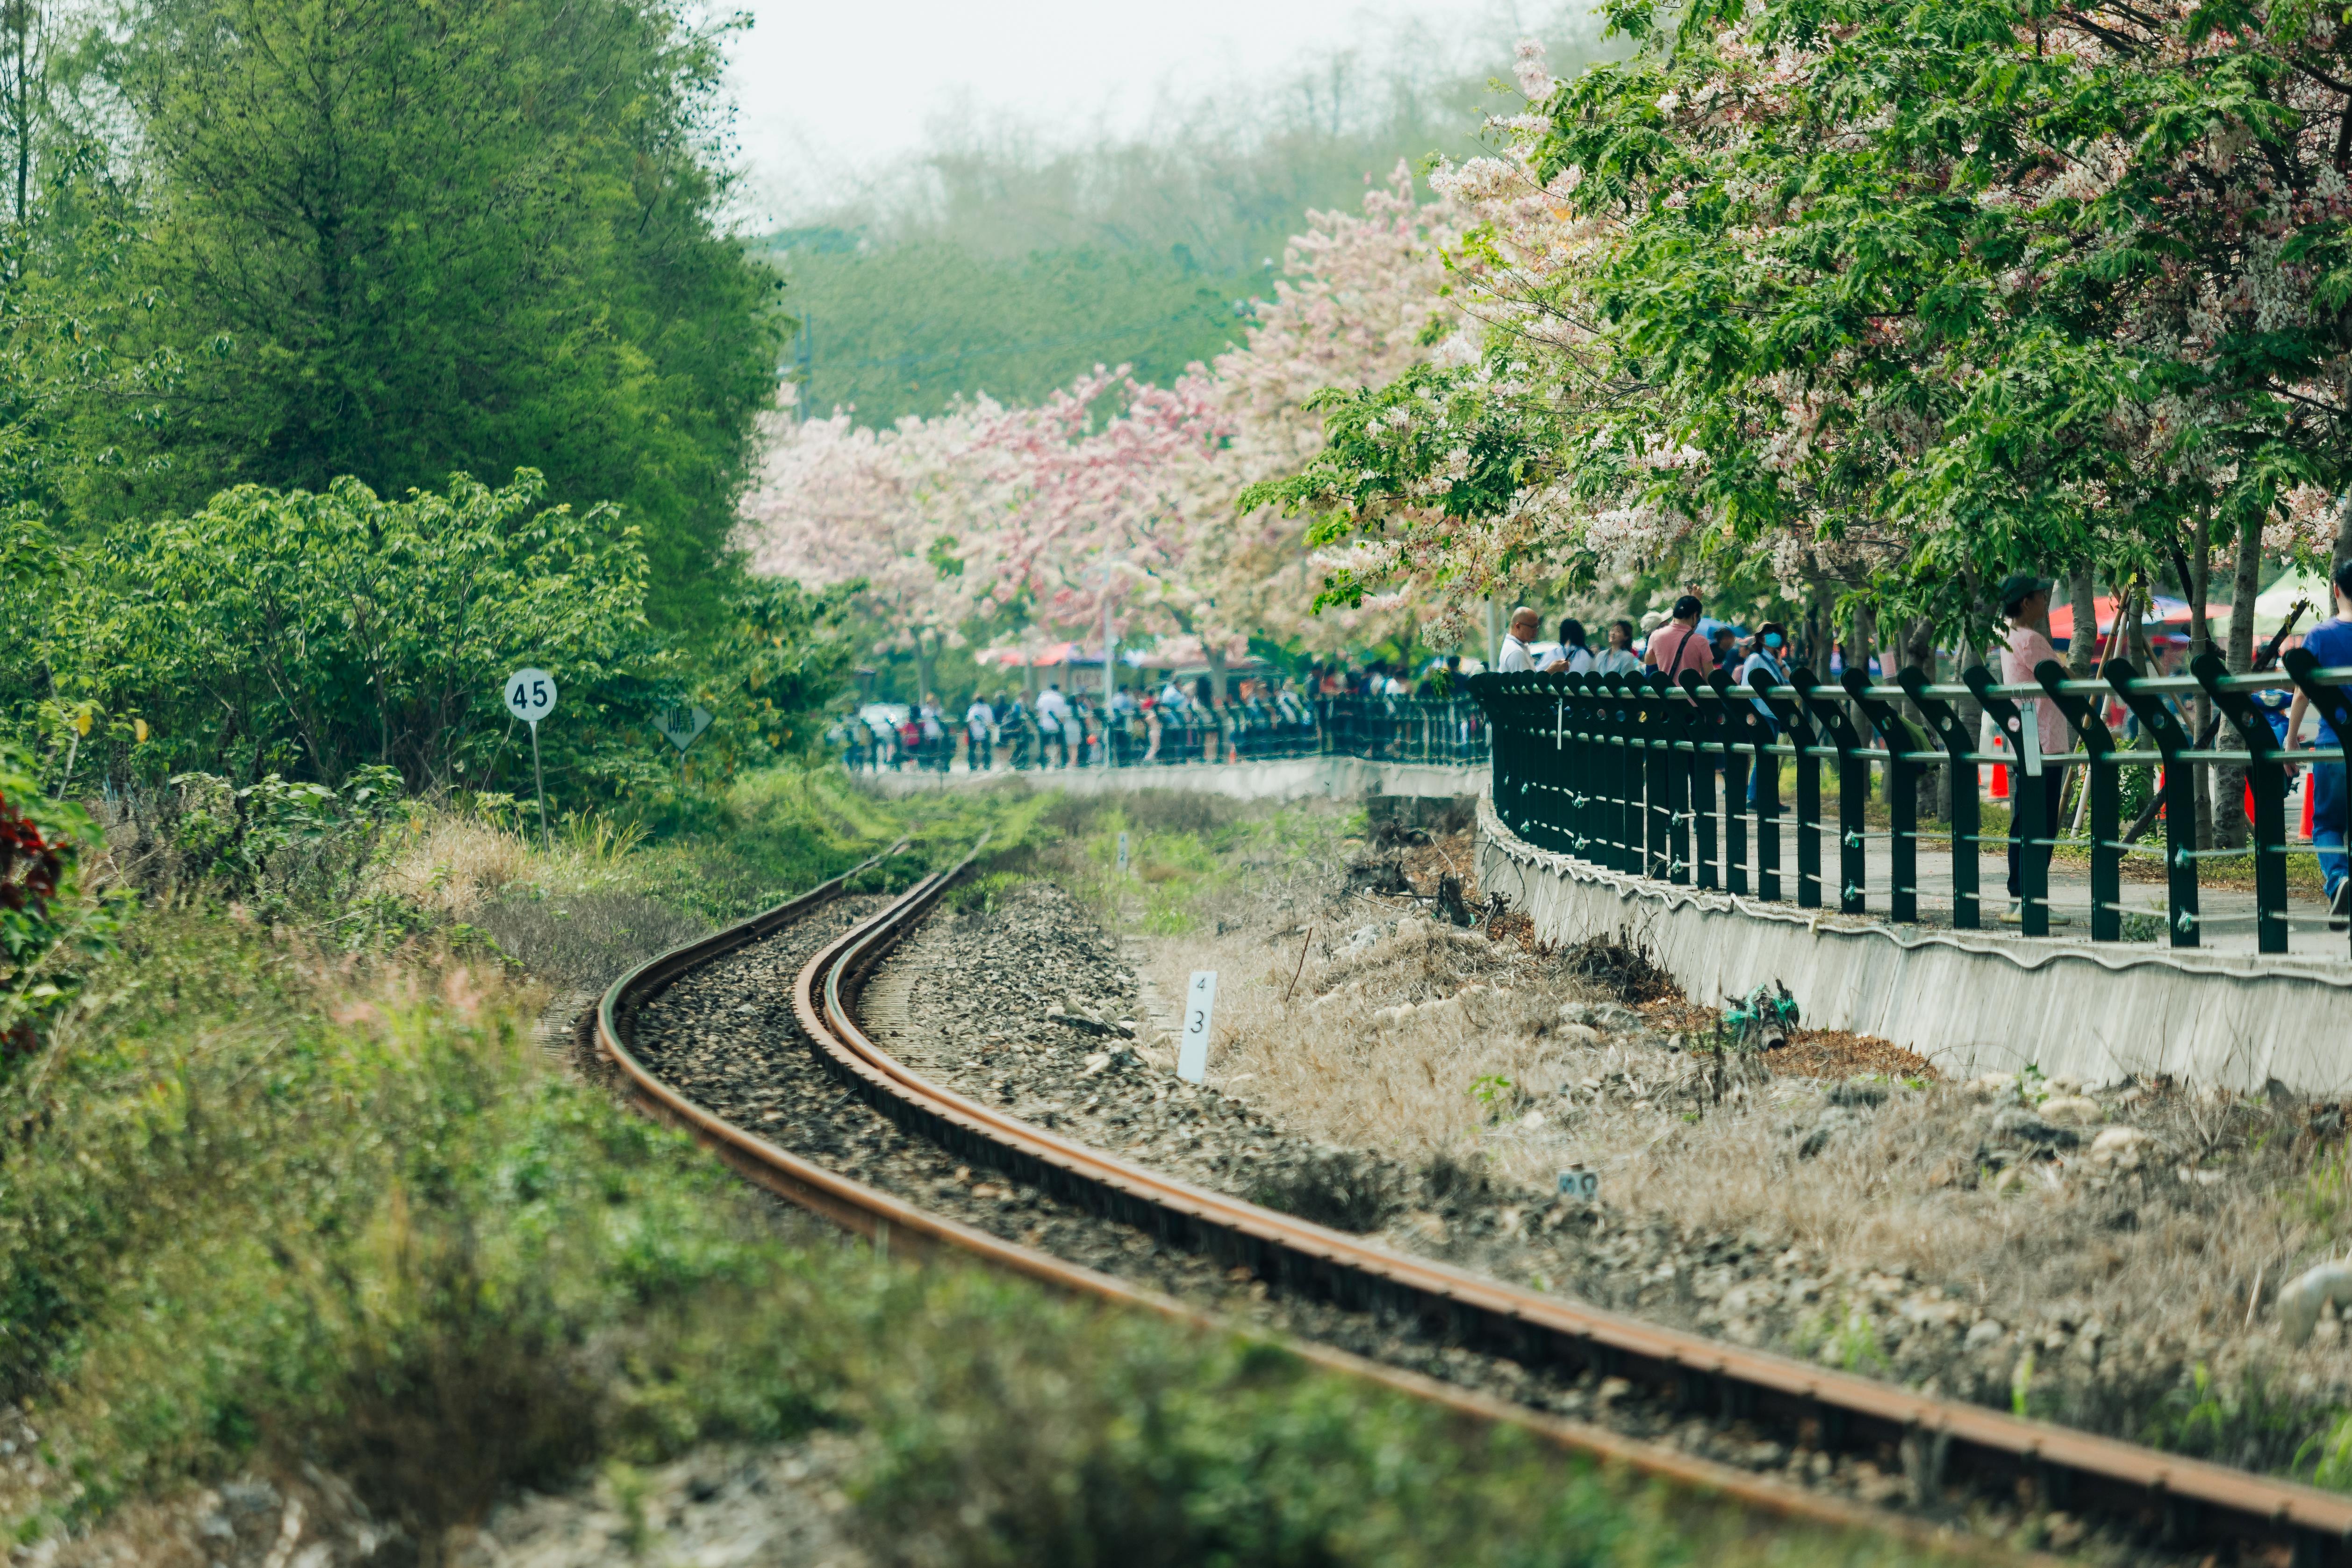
[2047,595,2227,642]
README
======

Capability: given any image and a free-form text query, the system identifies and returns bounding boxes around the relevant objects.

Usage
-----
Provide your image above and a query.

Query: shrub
[0,747,118,1055]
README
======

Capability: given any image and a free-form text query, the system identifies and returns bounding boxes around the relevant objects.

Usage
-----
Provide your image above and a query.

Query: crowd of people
[833,658,1502,775]
[837,674,1327,774]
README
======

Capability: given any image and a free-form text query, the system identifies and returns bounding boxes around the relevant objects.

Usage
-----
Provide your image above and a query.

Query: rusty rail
[598,843,2352,1565]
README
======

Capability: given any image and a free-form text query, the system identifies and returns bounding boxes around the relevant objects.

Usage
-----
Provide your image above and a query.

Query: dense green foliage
[74,0,782,631]
[1,470,857,805]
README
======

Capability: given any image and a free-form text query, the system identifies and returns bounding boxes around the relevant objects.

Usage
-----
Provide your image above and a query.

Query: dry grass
[372,815,540,917]
[1088,802,2352,1462]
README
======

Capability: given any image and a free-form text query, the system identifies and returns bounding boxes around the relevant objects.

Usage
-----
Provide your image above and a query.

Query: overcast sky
[723,0,1560,217]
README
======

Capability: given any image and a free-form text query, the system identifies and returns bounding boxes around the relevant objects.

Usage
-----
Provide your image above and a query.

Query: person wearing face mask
[1738,623,1790,807]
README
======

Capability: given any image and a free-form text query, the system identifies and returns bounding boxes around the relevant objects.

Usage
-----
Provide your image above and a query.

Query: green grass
[0,897,1963,1567]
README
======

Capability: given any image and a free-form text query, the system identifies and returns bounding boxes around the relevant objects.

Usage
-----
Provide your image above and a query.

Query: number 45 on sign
[503,668,558,847]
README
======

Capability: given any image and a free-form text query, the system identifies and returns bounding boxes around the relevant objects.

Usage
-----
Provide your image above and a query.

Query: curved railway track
[594,844,2352,1567]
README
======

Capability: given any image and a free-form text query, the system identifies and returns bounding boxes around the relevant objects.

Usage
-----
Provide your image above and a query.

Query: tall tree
[80,0,782,629]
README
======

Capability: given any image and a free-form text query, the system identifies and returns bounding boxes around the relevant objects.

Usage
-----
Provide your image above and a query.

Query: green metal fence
[1468,656,2352,958]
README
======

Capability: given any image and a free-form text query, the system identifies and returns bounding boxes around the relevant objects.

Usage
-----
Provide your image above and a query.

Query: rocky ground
[1106,816,2352,1483]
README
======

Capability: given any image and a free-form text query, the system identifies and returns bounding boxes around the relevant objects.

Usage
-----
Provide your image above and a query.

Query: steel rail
[599,844,2352,1565]
[587,859,2009,1559]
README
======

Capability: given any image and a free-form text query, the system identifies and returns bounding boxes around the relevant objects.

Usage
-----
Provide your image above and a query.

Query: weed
[1468,1074,1515,1115]
[1557,925,1676,1003]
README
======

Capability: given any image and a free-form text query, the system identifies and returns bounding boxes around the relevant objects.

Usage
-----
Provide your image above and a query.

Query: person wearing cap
[1498,605,1542,672]
[1646,594,1715,680]
[2286,556,2352,928]
[1997,573,2073,925]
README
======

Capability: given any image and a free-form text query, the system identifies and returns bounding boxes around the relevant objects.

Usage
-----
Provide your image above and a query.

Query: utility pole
[1102,561,1116,708]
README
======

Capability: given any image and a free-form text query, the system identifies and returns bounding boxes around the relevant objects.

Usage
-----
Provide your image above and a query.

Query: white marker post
[503,668,559,848]
[1177,969,1217,1083]
[1116,831,1130,874]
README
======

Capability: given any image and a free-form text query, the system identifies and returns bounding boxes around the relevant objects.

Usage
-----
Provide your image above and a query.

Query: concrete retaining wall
[861,758,1485,804]
[1476,796,2352,1095]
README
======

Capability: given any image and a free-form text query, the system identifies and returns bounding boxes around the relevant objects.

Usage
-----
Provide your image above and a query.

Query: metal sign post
[504,668,558,849]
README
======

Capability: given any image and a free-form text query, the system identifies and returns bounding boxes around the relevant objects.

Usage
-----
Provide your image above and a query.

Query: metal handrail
[1472,656,2352,957]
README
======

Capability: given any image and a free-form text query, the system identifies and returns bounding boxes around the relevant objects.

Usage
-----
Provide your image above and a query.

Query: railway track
[594,844,2352,1567]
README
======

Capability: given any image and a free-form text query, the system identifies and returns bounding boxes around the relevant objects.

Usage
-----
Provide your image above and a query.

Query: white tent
[2256,570,2334,632]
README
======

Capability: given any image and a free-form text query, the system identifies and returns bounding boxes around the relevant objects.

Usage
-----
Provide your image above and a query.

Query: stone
[2047,1074,2083,1096]
[2039,1095,2103,1125]
[1988,1106,2080,1148]
[1556,1021,1602,1046]
[1965,1318,2007,1350]
[1968,1071,2018,1099]
[2087,1125,2155,1170]
[2280,1261,2352,1346]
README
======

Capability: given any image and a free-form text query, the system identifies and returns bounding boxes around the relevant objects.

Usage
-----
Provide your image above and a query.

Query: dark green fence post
[1747,667,1786,902]
[1897,669,1979,929]
[2103,658,2200,948]
[1962,666,2049,936]
[2194,653,2289,955]
[1659,675,1693,884]
[1711,671,1752,895]
[1635,675,1666,879]
[2035,660,2121,943]
[1845,669,1922,924]
[1757,676,1820,907]
[1794,669,1868,914]
[1597,675,1629,873]
[1555,676,1588,859]
[1680,672,1721,889]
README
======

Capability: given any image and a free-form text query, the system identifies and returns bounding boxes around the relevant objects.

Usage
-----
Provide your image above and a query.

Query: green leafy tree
[62,470,659,796]
[79,0,782,630]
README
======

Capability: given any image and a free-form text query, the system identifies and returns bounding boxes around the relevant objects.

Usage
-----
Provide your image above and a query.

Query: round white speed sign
[503,668,558,723]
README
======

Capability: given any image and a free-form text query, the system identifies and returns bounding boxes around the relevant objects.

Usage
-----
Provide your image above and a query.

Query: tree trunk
[1206,643,1229,704]
[2182,510,2217,850]
[2337,492,2352,577]
[1908,618,1943,822]
[1805,574,1834,677]
[914,630,939,706]
[2067,567,2098,679]
[2213,514,2265,847]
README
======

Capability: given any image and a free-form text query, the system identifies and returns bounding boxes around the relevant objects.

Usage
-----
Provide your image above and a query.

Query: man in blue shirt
[2288,557,2352,927]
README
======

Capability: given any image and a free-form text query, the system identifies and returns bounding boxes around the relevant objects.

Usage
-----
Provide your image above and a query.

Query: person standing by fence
[1499,607,1542,672]
[2288,557,2352,927]
[1547,619,1594,674]
[1595,619,1643,676]
[964,692,996,773]
[1996,573,2073,925]
[1738,623,1789,807]
[1035,681,1071,769]
[1646,595,1715,680]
